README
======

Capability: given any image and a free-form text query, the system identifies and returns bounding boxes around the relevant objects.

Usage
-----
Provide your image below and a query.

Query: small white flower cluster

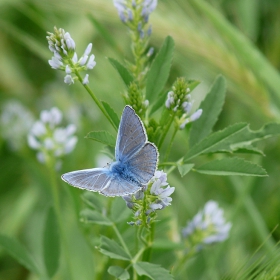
[0,100,34,151]
[27,107,77,167]
[113,0,157,23]
[165,89,203,129]
[182,201,231,250]
[47,27,96,85]
[123,170,174,226]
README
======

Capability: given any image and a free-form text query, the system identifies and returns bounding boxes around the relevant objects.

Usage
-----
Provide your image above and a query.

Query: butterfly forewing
[61,169,111,192]
[115,106,147,162]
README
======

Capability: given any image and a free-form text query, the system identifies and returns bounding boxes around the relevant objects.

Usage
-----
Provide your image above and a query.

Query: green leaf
[0,234,39,275]
[226,122,280,150]
[146,36,175,103]
[232,145,265,156]
[108,266,130,280]
[108,58,134,87]
[102,101,120,129]
[134,262,174,280]
[184,123,247,161]
[195,158,268,177]
[189,75,226,147]
[80,209,112,225]
[86,131,116,147]
[43,207,60,278]
[185,122,280,161]
[81,192,104,212]
[110,198,131,223]
[177,164,194,177]
[99,236,131,261]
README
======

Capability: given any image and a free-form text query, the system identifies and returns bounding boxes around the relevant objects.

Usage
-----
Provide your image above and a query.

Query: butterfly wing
[61,167,141,197]
[62,105,158,196]
[61,168,112,192]
[115,105,158,185]
[126,142,158,184]
[100,176,141,197]
[115,105,147,162]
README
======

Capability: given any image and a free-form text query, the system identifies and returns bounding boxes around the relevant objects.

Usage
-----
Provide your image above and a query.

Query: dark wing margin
[115,105,147,162]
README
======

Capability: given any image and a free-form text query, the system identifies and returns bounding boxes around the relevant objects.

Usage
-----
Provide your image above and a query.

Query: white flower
[83,74,89,85]
[182,200,232,247]
[27,107,77,166]
[64,75,74,85]
[0,101,35,151]
[86,55,96,70]
[47,27,96,85]
[149,170,175,209]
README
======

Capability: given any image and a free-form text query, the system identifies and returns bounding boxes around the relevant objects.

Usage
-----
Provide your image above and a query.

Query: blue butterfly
[61,105,158,197]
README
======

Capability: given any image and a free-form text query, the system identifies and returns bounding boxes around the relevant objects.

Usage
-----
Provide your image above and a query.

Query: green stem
[158,114,175,150]
[74,71,117,131]
[112,223,132,258]
[163,127,179,162]
[47,158,74,280]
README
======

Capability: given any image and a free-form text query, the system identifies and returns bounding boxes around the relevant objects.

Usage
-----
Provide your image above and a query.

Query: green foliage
[146,36,175,103]
[43,207,60,278]
[108,266,130,280]
[86,131,116,147]
[189,75,226,147]
[177,163,194,177]
[0,234,39,275]
[108,58,134,87]
[99,236,131,261]
[1,0,280,279]
[133,262,174,280]
[195,157,268,176]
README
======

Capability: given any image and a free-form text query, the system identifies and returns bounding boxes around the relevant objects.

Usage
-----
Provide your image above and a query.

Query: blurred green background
[1,0,280,279]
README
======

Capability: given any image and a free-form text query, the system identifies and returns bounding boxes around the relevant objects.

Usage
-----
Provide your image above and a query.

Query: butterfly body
[62,105,158,197]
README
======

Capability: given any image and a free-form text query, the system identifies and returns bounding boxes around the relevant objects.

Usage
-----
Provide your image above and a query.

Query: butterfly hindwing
[100,177,141,196]
[127,142,158,184]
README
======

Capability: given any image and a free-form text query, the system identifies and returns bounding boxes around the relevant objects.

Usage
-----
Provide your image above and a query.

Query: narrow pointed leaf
[102,101,120,129]
[0,234,39,275]
[99,236,131,261]
[108,58,133,87]
[185,123,247,161]
[134,262,174,280]
[86,131,116,147]
[108,266,130,280]
[189,75,226,147]
[177,164,194,177]
[146,36,174,103]
[80,209,112,225]
[43,207,60,278]
[195,158,268,176]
